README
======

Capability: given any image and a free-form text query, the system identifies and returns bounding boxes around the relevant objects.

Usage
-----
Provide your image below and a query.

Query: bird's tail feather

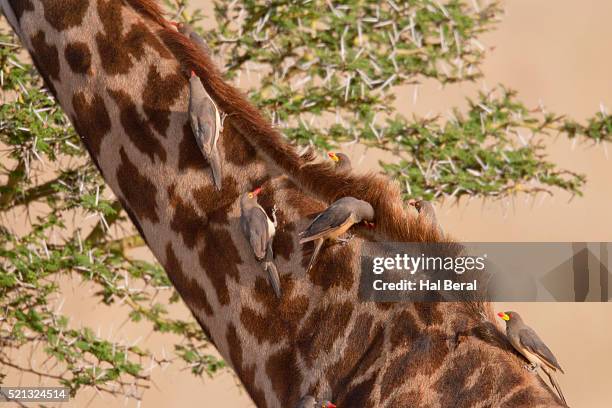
[544,369,567,406]
[264,262,282,298]
[209,147,223,191]
[306,239,324,272]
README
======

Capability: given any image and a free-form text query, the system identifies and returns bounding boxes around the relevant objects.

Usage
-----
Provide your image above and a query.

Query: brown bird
[188,71,223,190]
[498,311,567,405]
[296,395,336,408]
[172,21,211,55]
[299,197,374,271]
[328,151,352,172]
[240,188,281,298]
[409,199,443,235]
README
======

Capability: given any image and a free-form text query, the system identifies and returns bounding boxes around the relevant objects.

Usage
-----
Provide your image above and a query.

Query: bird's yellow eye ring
[248,193,254,198]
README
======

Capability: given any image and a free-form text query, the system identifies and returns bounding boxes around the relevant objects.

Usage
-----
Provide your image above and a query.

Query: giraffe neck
[6,1,563,406]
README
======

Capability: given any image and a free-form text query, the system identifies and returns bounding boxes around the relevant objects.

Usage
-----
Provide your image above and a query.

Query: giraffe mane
[121,0,497,324]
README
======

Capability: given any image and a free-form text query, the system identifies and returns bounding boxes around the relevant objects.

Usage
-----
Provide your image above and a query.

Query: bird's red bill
[252,187,263,196]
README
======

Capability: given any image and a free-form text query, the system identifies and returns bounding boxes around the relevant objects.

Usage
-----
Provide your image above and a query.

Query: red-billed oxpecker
[408,199,444,236]
[299,197,374,272]
[172,21,212,55]
[240,188,281,298]
[188,71,223,190]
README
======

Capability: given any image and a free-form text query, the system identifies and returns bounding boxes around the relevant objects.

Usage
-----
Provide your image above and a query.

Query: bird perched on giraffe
[295,395,336,408]
[328,151,352,172]
[240,187,282,298]
[172,21,212,55]
[188,71,224,190]
[409,199,444,236]
[299,196,374,271]
[498,311,567,406]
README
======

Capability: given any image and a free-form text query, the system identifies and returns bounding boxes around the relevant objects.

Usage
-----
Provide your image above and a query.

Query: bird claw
[337,233,354,245]
[523,363,538,373]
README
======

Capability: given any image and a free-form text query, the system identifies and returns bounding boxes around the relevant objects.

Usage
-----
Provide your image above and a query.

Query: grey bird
[299,197,375,272]
[296,395,336,408]
[188,71,223,190]
[240,187,281,298]
[328,151,352,172]
[409,199,444,236]
[172,21,211,55]
[498,311,567,406]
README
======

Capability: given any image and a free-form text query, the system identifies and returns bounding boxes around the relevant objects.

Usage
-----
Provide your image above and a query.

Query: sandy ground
[2,0,612,407]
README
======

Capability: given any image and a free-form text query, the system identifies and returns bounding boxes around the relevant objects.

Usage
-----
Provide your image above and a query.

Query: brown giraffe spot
[433,348,511,408]
[119,198,147,245]
[164,243,213,316]
[385,391,425,408]
[198,227,241,305]
[143,66,185,134]
[374,301,395,311]
[116,148,159,223]
[65,42,92,74]
[108,89,167,162]
[296,301,353,367]
[123,22,171,59]
[192,177,239,224]
[96,0,170,75]
[305,243,354,291]
[501,387,547,408]
[240,277,309,344]
[30,31,60,80]
[336,370,378,408]
[265,348,302,406]
[414,301,443,326]
[40,0,89,31]
[72,92,111,158]
[226,323,244,369]
[389,309,420,349]
[406,330,449,376]
[272,221,296,260]
[226,324,268,408]
[222,126,258,165]
[8,0,33,21]
[448,364,517,408]
[178,122,205,171]
[381,330,449,402]
[283,180,325,217]
[193,315,213,346]
[326,313,382,389]
[167,184,206,249]
[29,56,58,98]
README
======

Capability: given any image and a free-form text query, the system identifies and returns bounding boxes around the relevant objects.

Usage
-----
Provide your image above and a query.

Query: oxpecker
[296,395,336,408]
[173,21,212,55]
[240,188,282,298]
[498,311,567,406]
[299,197,374,271]
[188,71,223,190]
[409,199,443,236]
[328,152,352,172]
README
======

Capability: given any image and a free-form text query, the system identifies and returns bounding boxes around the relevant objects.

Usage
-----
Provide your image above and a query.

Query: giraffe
[1,1,566,407]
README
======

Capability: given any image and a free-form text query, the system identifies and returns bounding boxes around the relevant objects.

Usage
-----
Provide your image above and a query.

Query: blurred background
[2,0,611,406]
